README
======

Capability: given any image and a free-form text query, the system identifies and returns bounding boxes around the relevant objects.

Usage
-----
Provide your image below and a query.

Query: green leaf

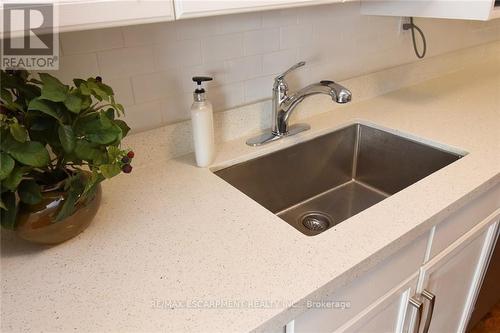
[29,116,54,131]
[81,96,92,110]
[74,140,102,161]
[64,92,83,113]
[9,122,28,142]
[54,173,85,222]
[18,179,42,205]
[99,164,121,179]
[87,80,114,102]
[107,146,122,161]
[58,124,76,153]
[2,137,50,167]
[1,88,13,104]
[79,83,91,96]
[0,191,18,229]
[114,120,130,138]
[86,125,120,145]
[99,112,113,128]
[2,166,29,191]
[97,82,114,96]
[39,73,68,102]
[0,152,15,181]
[29,78,42,85]
[76,113,112,134]
[1,70,40,101]
[28,98,63,122]
[104,108,115,120]
[73,78,86,87]
[79,170,103,205]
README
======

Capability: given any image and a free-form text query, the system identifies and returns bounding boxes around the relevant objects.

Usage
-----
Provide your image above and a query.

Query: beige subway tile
[224,55,262,83]
[123,100,164,132]
[161,93,194,124]
[244,75,274,103]
[262,8,297,28]
[122,22,176,46]
[243,28,280,56]
[61,27,123,55]
[201,33,243,62]
[210,82,245,111]
[52,53,100,84]
[105,77,135,107]
[179,62,226,92]
[280,24,313,49]
[262,49,298,76]
[98,46,155,79]
[215,12,262,34]
[155,39,202,70]
[132,71,181,103]
[176,17,217,40]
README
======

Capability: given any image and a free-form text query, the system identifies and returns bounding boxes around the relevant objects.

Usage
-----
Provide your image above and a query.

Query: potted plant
[0,70,133,244]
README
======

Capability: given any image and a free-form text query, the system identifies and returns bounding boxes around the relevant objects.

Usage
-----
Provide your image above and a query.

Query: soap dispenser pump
[190,76,215,167]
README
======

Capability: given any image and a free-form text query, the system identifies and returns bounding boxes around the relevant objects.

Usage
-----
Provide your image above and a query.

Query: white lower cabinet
[283,206,499,333]
[412,212,499,333]
[291,231,429,333]
[336,275,419,333]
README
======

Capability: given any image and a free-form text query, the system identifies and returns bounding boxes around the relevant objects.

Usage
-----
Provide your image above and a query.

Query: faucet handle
[275,61,306,82]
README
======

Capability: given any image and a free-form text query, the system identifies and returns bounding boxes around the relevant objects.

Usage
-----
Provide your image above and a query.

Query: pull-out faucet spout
[246,62,353,146]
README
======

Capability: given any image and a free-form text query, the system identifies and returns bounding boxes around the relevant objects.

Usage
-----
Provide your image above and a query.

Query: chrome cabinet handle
[275,61,306,82]
[421,289,436,333]
[408,296,423,333]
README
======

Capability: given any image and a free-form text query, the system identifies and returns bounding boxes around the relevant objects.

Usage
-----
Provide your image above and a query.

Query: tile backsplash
[53,2,500,132]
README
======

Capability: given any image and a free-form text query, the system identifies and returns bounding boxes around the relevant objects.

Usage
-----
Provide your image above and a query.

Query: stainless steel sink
[214,124,463,236]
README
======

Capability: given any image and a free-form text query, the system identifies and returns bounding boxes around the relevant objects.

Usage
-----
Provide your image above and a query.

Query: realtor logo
[1,3,59,70]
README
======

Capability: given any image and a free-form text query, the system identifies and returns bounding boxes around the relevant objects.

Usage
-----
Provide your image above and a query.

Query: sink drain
[300,212,333,232]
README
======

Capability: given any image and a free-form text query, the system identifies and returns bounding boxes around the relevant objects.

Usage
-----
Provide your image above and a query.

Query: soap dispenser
[190,76,215,167]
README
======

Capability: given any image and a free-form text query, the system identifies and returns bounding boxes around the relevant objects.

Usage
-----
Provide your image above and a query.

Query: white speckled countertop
[1,61,499,333]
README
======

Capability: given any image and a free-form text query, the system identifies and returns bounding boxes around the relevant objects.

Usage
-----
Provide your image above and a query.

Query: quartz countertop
[1,60,499,333]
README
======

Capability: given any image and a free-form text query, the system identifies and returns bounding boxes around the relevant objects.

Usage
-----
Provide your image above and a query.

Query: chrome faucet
[246,61,352,146]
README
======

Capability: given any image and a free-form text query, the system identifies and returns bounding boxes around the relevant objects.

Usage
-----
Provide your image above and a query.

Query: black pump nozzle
[192,76,213,93]
[192,76,213,85]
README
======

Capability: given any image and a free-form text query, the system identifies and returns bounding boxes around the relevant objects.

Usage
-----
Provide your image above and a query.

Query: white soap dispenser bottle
[191,76,215,167]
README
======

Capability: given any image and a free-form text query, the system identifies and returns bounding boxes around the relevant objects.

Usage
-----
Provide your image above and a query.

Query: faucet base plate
[246,123,310,146]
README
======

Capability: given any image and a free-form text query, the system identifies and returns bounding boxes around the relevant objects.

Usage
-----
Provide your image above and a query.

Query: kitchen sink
[214,124,463,236]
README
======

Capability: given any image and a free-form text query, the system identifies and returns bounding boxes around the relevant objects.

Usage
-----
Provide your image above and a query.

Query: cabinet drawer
[292,231,429,333]
[429,184,500,259]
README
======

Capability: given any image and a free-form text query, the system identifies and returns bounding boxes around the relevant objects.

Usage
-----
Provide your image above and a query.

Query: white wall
[52,2,500,132]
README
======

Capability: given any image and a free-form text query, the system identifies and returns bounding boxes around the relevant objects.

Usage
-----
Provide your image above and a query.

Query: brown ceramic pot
[15,175,101,245]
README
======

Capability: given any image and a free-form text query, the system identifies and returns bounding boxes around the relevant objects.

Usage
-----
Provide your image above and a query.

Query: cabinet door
[335,274,419,333]
[174,0,346,20]
[3,0,175,35]
[361,0,498,21]
[414,211,499,333]
[291,231,429,333]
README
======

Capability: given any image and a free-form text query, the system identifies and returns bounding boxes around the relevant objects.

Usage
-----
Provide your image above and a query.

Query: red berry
[121,156,130,164]
[95,76,102,83]
[122,164,132,174]
[127,151,135,159]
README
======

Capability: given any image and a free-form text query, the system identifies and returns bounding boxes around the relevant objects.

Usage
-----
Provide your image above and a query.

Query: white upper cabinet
[57,0,175,32]
[361,0,500,21]
[2,0,175,35]
[174,0,351,20]
[2,0,358,34]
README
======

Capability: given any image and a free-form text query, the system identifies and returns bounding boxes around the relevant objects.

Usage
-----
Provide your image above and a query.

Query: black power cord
[403,17,427,59]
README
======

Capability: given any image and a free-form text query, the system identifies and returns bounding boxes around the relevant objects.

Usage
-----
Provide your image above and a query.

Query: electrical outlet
[398,17,412,35]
